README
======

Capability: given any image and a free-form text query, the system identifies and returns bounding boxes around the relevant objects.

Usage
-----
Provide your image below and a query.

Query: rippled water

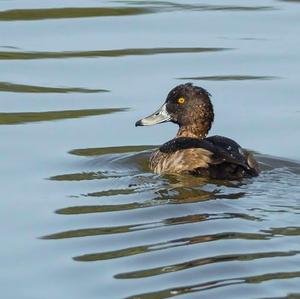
[1,0,300,298]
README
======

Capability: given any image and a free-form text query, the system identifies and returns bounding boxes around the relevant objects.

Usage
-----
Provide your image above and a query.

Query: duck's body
[136,83,259,179]
[150,135,259,179]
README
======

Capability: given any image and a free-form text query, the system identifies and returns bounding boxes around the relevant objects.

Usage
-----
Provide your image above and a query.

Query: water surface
[1,0,300,298]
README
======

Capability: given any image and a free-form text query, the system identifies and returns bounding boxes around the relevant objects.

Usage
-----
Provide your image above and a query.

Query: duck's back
[150,135,259,179]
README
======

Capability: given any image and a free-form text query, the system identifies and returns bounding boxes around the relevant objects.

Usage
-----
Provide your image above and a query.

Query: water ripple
[126,271,300,298]
[119,2,276,12]
[0,4,276,23]
[116,251,300,280]
[0,108,127,125]
[0,47,229,60]
[42,211,259,240]
[42,146,300,299]
[73,231,271,262]
[177,75,279,81]
[0,7,153,21]
[0,81,108,93]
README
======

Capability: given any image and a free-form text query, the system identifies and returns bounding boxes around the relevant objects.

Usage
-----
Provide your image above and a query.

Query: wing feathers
[150,135,259,177]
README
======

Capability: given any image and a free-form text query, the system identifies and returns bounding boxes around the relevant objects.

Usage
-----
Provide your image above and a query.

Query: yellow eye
[177,97,185,104]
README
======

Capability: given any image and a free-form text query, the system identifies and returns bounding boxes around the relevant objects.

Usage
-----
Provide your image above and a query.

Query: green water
[1,1,300,298]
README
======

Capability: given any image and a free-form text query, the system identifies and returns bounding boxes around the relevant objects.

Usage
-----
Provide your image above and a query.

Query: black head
[136,83,214,138]
[164,83,213,127]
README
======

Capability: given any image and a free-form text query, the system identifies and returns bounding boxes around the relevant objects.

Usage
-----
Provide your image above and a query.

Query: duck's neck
[176,125,208,139]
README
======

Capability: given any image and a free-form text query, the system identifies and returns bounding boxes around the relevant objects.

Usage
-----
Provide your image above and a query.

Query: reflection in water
[43,146,300,297]
[0,108,127,125]
[116,250,300,280]
[126,271,300,299]
[41,224,146,239]
[0,7,153,21]
[69,145,156,157]
[120,1,275,12]
[0,47,229,60]
[73,231,271,262]
[177,75,278,81]
[42,211,257,240]
[0,3,275,22]
[0,81,108,93]
[55,202,154,215]
[49,171,114,181]
[262,226,300,236]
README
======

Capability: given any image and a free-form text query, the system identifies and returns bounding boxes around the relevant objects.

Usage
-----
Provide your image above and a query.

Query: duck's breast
[149,148,212,174]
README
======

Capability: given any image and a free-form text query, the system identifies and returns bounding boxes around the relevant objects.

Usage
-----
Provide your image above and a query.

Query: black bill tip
[135,119,143,127]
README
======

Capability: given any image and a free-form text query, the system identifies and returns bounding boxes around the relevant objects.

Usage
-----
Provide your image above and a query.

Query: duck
[135,83,259,179]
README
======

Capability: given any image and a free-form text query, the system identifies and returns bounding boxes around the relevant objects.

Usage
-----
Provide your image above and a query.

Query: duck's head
[135,83,214,138]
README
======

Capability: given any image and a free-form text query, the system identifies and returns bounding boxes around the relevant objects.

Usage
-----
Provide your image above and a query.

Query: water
[1,0,300,298]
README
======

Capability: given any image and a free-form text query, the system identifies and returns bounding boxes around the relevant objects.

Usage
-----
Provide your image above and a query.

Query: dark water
[1,1,300,298]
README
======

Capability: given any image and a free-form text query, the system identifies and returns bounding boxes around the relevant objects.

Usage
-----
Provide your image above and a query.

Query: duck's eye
[177,97,185,104]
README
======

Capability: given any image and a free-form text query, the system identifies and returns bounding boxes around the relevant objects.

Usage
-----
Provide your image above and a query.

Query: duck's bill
[135,103,171,126]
